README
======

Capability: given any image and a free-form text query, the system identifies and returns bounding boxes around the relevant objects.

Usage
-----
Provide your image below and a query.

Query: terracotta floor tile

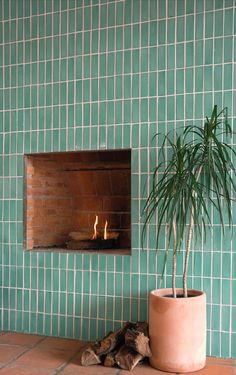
[0,333,44,347]
[15,347,75,369]
[180,364,236,375]
[0,364,54,375]
[60,363,119,374]
[120,363,171,374]
[62,357,166,375]
[206,357,236,366]
[37,337,84,352]
[0,344,27,364]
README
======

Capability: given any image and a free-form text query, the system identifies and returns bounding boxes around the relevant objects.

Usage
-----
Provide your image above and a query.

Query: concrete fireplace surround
[24,149,131,254]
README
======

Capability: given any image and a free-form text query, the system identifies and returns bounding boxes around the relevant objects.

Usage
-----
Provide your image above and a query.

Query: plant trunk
[183,214,194,297]
[183,166,203,298]
[172,222,177,298]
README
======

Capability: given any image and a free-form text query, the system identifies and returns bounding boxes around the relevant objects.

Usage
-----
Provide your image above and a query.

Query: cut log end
[115,344,144,371]
[78,346,101,366]
[103,351,117,367]
[125,329,152,357]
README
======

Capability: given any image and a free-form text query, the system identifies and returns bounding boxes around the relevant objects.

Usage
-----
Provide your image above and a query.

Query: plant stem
[172,221,177,298]
[183,213,194,297]
[183,166,203,298]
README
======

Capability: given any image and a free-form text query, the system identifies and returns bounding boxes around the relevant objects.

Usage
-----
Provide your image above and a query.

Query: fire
[104,220,108,240]
[91,215,98,240]
[91,215,108,240]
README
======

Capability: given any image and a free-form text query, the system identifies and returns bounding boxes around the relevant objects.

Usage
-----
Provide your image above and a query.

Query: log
[95,322,135,356]
[68,231,91,241]
[125,329,152,357]
[107,231,119,240]
[135,321,149,336]
[115,344,143,371]
[78,345,101,366]
[68,231,120,241]
[95,329,123,356]
[103,350,117,367]
[66,238,119,250]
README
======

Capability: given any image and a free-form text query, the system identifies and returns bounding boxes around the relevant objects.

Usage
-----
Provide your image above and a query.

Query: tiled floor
[0,332,235,374]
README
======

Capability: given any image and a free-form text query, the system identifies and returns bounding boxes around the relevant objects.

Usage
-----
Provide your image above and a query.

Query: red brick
[110,171,131,196]
[120,213,131,229]
[103,196,130,212]
[93,171,112,195]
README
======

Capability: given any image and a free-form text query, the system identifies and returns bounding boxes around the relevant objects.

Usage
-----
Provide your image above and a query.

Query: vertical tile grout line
[7,0,12,333]
[105,1,109,150]
[1,0,5,332]
[89,1,92,150]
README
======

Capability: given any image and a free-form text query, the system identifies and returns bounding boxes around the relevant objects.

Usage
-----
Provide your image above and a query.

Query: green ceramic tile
[224,9,233,36]
[158,20,166,45]
[205,12,214,38]
[205,39,213,65]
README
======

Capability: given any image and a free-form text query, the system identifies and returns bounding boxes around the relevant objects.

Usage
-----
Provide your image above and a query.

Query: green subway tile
[211,331,220,357]
[221,306,230,332]
[224,37,233,62]
[149,22,157,47]
[166,0,174,17]
[132,24,140,49]
[92,31,98,53]
[167,18,175,43]
[123,26,131,50]
[157,0,165,18]
[205,39,213,65]
[195,13,203,40]
[224,64,233,89]
[203,66,212,91]
[224,9,233,35]
[158,45,166,70]
[132,0,140,22]
[205,12,214,38]
[186,15,194,41]
[167,45,175,69]
[215,10,223,37]
[148,72,157,97]
[186,42,194,66]
[177,17,184,42]
[158,20,166,44]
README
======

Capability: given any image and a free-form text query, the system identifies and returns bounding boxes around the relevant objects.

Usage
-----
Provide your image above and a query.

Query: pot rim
[150,288,205,300]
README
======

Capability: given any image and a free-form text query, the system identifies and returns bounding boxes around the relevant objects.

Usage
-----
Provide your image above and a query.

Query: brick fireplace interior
[24,149,131,255]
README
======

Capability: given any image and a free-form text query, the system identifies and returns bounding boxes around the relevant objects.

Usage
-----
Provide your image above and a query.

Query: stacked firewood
[78,321,152,371]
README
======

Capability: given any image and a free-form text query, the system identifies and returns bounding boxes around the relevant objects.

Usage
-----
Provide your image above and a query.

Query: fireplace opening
[24,149,131,255]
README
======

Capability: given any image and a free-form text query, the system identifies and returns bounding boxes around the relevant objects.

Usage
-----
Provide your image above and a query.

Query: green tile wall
[0,0,236,359]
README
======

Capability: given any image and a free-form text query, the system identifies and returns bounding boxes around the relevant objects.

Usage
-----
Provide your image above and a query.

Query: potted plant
[142,105,236,373]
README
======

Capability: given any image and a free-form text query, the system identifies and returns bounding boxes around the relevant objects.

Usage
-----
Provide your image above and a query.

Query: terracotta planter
[149,288,206,373]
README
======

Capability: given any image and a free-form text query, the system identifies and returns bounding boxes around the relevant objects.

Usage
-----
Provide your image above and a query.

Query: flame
[104,220,108,240]
[91,215,98,240]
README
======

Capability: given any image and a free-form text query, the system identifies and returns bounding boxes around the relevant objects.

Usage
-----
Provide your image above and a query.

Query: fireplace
[24,149,131,255]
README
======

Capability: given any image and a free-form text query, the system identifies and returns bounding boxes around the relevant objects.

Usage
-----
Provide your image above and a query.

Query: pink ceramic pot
[149,288,206,373]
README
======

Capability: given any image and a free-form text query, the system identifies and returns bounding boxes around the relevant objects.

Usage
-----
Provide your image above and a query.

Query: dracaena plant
[142,105,236,298]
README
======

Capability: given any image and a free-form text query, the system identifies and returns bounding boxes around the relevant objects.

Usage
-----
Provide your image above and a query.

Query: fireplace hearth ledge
[28,247,131,256]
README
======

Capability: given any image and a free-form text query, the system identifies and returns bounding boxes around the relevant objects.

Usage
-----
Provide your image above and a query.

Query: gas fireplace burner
[66,215,120,250]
